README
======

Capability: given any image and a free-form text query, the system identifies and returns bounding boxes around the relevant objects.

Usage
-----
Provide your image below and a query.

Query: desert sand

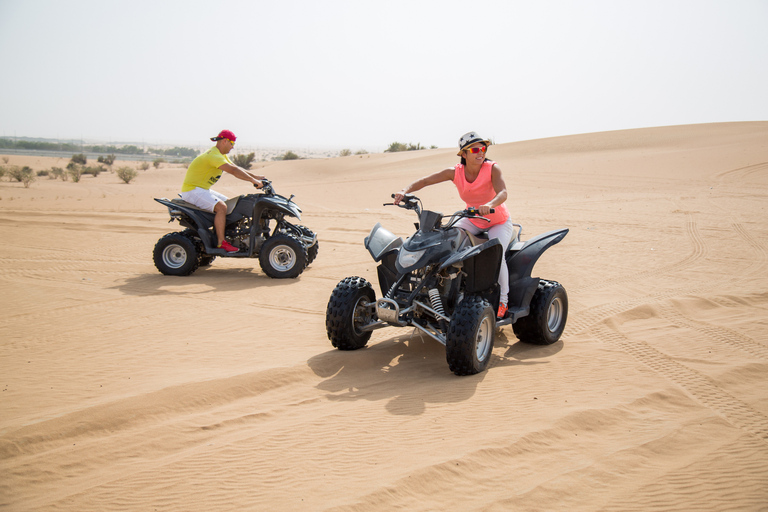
[1,122,767,511]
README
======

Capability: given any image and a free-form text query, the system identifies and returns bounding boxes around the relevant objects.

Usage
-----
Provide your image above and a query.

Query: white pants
[179,187,228,212]
[455,217,516,305]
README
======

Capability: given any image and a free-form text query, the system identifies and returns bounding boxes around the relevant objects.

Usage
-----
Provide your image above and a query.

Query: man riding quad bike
[325,194,567,375]
[153,179,318,278]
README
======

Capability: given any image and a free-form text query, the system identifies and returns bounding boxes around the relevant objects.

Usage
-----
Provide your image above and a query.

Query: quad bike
[325,194,568,375]
[153,179,318,278]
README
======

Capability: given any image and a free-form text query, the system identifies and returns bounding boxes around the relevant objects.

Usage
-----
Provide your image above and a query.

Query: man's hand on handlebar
[253,179,264,188]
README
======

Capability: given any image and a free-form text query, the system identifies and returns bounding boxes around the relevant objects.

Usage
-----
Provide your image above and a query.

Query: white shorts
[179,187,228,212]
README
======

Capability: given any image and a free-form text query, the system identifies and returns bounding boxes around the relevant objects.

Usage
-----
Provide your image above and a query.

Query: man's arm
[219,163,263,187]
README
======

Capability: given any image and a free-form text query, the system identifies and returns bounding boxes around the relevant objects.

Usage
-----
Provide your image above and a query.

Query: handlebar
[385,193,495,225]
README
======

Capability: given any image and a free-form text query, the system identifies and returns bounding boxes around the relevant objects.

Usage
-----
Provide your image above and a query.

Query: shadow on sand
[307,328,563,416]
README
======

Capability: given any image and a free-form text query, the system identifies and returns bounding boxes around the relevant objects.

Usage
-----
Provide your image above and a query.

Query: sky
[1,0,766,151]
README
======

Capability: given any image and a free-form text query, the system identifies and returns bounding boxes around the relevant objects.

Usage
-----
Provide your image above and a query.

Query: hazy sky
[1,0,766,151]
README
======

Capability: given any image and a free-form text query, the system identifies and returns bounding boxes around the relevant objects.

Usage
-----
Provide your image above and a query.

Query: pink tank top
[453,160,510,228]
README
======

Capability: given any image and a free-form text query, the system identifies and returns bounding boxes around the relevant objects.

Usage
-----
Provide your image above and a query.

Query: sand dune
[1,122,767,511]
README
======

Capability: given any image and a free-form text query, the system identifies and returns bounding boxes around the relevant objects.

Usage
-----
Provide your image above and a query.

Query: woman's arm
[478,164,508,215]
[393,167,455,204]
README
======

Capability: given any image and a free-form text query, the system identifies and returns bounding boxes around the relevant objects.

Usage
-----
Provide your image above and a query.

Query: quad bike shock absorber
[428,288,445,317]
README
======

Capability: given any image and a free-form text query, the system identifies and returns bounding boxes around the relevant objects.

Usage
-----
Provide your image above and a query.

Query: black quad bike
[325,194,568,375]
[153,179,318,278]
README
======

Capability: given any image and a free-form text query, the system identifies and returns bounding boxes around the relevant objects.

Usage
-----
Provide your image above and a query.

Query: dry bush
[116,166,138,184]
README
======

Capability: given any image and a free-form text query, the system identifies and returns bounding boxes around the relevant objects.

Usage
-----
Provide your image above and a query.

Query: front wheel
[295,225,319,266]
[153,232,199,276]
[326,276,376,350]
[512,280,568,345]
[446,295,496,375]
[259,234,308,278]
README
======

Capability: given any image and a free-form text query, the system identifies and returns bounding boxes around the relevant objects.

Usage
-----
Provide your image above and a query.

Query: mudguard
[506,228,568,282]
[440,238,503,293]
[505,228,568,310]
[252,194,302,221]
[365,223,403,262]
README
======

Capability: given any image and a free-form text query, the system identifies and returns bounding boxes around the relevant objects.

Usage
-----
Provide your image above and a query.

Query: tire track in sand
[577,213,706,294]
[593,324,768,443]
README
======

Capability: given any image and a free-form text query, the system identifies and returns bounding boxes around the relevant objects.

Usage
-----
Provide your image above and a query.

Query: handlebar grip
[490,208,495,213]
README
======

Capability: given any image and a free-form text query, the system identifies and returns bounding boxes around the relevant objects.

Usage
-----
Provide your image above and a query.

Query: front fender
[365,223,403,262]
[440,238,503,293]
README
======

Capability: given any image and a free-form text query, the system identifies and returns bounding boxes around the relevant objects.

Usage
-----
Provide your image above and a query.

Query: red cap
[211,129,236,142]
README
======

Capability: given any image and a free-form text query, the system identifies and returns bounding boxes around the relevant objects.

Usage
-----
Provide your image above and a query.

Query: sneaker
[497,303,508,319]
[218,240,239,253]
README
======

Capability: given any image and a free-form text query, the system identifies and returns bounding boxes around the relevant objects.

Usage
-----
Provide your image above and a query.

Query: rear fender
[507,228,568,282]
[154,197,216,248]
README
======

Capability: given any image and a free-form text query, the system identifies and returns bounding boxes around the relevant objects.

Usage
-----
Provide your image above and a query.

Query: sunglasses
[228,139,235,146]
[465,146,486,154]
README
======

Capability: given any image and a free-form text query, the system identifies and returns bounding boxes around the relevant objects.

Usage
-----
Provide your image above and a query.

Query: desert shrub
[37,169,49,177]
[97,154,116,167]
[355,149,369,155]
[338,149,352,157]
[70,153,87,165]
[116,166,138,184]
[385,142,424,152]
[138,162,150,171]
[7,165,24,182]
[67,162,83,182]
[152,158,165,169]
[50,167,65,180]
[82,165,105,177]
[0,166,5,180]
[231,152,256,169]
[1,156,8,164]
[281,151,299,161]
[21,168,35,188]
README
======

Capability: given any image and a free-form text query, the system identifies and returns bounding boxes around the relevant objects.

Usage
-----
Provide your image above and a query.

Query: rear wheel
[326,276,375,350]
[512,280,568,345]
[198,255,216,267]
[259,234,308,278]
[153,232,199,276]
[446,295,495,375]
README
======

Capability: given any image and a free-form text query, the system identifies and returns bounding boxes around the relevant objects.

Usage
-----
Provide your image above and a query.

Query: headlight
[397,248,426,268]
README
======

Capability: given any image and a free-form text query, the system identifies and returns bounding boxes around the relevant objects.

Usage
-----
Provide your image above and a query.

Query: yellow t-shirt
[181,146,233,192]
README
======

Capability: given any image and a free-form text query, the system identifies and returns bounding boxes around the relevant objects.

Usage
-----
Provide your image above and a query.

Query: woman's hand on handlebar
[477,204,495,216]
[392,190,407,205]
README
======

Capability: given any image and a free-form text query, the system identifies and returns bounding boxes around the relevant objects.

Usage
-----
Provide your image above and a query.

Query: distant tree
[231,152,256,169]
[116,166,138,184]
[50,167,65,180]
[70,153,87,165]
[0,166,6,180]
[152,158,165,169]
